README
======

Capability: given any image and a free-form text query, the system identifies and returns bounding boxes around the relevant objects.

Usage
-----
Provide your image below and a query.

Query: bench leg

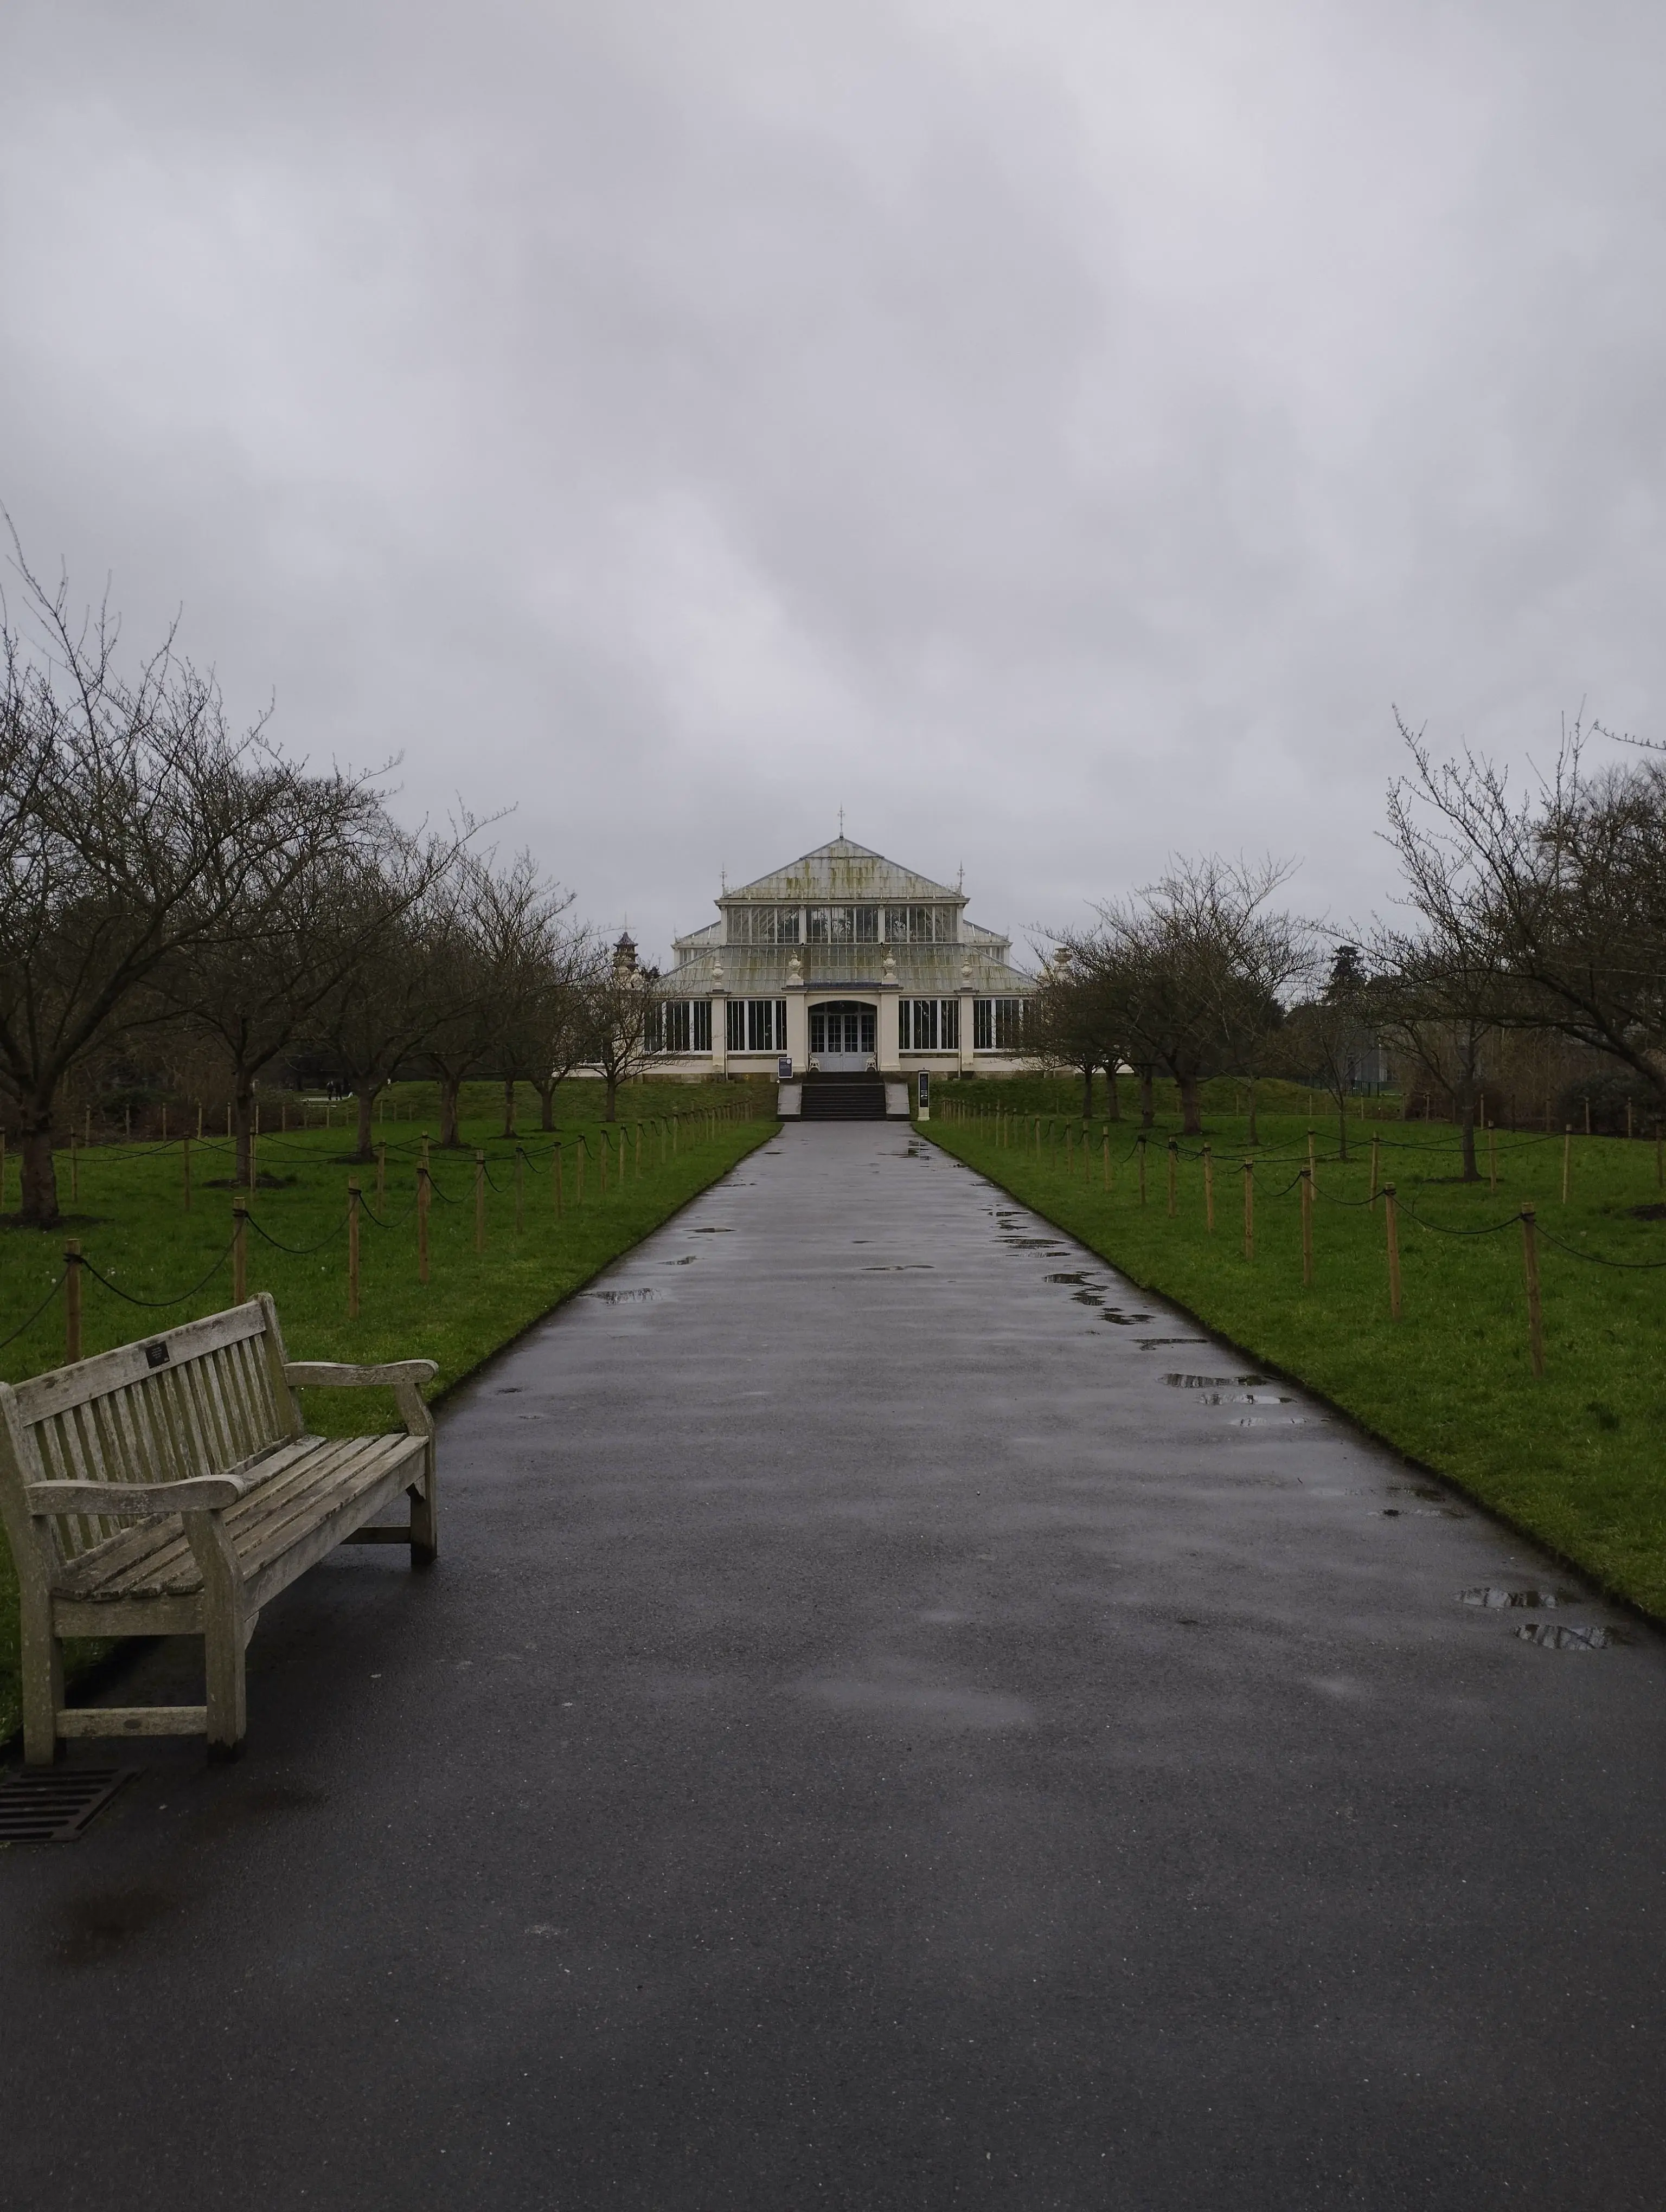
[22,1623,64,1769]
[183,1509,248,1758]
[408,1472,437,1566]
[203,1623,247,1758]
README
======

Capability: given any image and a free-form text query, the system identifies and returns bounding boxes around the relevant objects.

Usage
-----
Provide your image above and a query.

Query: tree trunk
[533,1077,557,1132]
[1104,1062,1121,1120]
[1138,1069,1155,1127]
[438,1074,462,1148]
[1458,1092,1478,1181]
[18,1105,61,1227]
[502,1078,517,1138]
[353,1084,381,1159]
[1335,1095,1350,1163]
[1177,1070,1203,1137]
[234,1077,257,1188]
[1080,1062,1095,1118]
[604,1072,619,1122]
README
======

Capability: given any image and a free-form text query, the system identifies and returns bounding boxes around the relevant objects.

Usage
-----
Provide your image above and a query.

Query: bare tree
[1388,713,1666,1109]
[1274,947,1373,1162]
[307,839,466,1158]
[1064,857,1309,1137]
[162,782,431,1186]
[0,539,331,1225]
[573,933,655,1121]
[465,853,580,1136]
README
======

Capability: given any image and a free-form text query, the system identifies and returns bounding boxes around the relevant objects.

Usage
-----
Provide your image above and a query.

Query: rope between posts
[0,1271,69,1350]
[1394,1201,1523,1239]
[78,1242,235,1306]
[1531,1225,1666,1269]
[245,1211,350,1256]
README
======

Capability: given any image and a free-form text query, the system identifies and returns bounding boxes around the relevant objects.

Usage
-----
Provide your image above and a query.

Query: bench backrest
[0,1296,302,1574]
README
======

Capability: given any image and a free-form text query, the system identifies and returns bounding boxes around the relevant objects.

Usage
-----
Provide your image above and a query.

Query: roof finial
[837,805,844,838]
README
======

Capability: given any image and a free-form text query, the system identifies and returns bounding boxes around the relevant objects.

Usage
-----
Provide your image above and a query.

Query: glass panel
[974,999,992,1051]
[859,1009,875,1052]
[808,906,855,942]
[694,1001,712,1051]
[725,1000,745,1050]
[855,906,880,941]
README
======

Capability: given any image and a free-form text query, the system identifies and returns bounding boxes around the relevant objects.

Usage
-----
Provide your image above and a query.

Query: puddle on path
[690,1227,733,1235]
[1045,1272,1106,1287]
[1101,1311,1156,1326]
[1203,1391,1293,1405]
[663,1256,697,1265]
[1137,1337,1209,1349]
[1517,1622,1631,1650]
[862,1264,934,1271]
[1163,1373,1268,1388]
[587,1288,656,1303]
[1462,1587,1576,1610]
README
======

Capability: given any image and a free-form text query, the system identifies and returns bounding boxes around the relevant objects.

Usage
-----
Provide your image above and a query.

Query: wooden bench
[0,1294,438,1766]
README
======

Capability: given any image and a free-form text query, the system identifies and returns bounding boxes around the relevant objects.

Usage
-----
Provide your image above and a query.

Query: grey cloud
[3,0,1664,960]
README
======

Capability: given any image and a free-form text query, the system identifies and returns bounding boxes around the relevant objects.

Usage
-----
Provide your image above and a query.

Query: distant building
[651,836,1036,1077]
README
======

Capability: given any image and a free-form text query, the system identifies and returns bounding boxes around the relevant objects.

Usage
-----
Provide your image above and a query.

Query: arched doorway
[809,999,876,1070]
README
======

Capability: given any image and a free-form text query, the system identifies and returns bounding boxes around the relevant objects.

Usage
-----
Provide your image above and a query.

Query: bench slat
[57,1435,423,1602]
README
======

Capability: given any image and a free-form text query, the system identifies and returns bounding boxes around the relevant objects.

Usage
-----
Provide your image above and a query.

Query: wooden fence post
[1521,1205,1545,1375]
[1300,1167,1313,1285]
[635,1122,643,1178]
[196,1102,203,1140]
[1166,1138,1178,1217]
[474,1151,486,1252]
[63,1240,82,1362]
[232,1200,248,1303]
[1203,1144,1214,1232]
[1561,1126,1572,1204]
[1384,1184,1401,1320]
[347,1180,361,1319]
[1369,1133,1380,1209]
[1306,1127,1317,1193]
[417,1166,431,1285]
[1242,1160,1254,1261]
[515,1147,526,1233]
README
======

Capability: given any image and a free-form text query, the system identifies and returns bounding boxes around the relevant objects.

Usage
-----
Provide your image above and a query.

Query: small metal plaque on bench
[144,1342,171,1368]
[0,1766,138,1843]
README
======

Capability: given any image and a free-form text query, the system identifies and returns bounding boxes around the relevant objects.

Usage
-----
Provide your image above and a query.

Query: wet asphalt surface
[3,1121,1664,2209]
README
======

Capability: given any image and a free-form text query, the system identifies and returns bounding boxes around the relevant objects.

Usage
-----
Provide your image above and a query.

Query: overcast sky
[3,1,1664,966]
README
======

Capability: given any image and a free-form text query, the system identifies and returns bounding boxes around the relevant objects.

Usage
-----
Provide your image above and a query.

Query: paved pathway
[4,1123,1665,2208]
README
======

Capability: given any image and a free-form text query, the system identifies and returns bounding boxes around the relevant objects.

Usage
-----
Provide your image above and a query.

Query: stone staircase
[799,1075,889,1121]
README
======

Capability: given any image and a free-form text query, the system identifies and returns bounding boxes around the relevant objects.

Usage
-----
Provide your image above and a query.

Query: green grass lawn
[926,1087,1666,1618]
[0,1077,777,1743]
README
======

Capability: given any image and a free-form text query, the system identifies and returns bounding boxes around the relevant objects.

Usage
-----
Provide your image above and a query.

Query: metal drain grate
[0,1767,138,1843]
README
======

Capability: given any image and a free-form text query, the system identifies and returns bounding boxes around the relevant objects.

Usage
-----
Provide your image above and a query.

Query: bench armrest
[284,1360,438,1389]
[283,1359,437,1442]
[27,1474,251,1518]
